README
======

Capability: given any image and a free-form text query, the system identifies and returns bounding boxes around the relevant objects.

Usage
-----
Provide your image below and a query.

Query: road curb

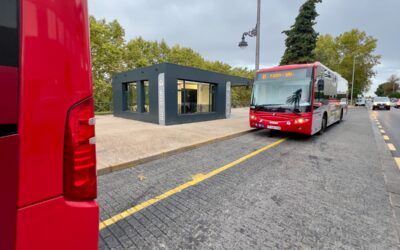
[97,128,257,176]
[368,110,400,243]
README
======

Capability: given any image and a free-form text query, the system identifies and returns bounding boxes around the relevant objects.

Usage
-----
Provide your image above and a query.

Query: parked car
[372,96,391,110]
[395,99,400,109]
[390,98,398,107]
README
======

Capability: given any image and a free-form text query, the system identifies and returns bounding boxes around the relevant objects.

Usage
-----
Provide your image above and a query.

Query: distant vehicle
[372,97,391,110]
[355,97,366,106]
[390,98,398,107]
[250,62,348,135]
[395,99,400,109]
[340,98,348,105]
[0,0,99,249]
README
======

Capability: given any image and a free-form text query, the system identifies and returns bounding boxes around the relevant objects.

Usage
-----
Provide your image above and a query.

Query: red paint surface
[16,197,99,250]
[0,66,18,124]
[257,63,318,73]
[0,135,19,250]
[19,0,93,206]
[14,0,99,249]
[250,110,313,135]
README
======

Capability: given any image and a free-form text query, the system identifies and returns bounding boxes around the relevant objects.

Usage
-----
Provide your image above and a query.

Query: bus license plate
[267,125,281,130]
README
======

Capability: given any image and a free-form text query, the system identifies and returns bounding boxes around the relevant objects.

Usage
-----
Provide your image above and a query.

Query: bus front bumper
[250,112,313,135]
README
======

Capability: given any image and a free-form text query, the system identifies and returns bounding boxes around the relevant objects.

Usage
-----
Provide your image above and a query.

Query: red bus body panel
[19,0,93,206]
[16,198,99,250]
[3,0,100,249]
[250,111,313,135]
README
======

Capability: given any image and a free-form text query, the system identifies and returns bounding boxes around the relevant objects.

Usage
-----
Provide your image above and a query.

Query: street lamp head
[238,37,248,49]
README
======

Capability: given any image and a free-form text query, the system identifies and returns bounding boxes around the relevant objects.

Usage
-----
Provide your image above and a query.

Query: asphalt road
[372,107,400,158]
[97,109,400,249]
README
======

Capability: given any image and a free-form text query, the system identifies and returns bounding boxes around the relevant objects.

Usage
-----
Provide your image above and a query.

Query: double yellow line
[99,137,288,230]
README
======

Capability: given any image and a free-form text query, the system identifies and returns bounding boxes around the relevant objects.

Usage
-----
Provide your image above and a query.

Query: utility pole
[238,0,261,71]
[255,0,261,71]
[351,56,357,105]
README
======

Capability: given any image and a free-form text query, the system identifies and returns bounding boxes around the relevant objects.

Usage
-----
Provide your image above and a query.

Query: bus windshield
[251,68,313,112]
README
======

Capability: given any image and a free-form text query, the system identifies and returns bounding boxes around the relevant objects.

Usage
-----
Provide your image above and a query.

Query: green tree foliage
[315,29,381,98]
[125,38,170,68]
[374,84,384,96]
[375,75,400,97]
[280,0,322,65]
[90,16,126,110]
[90,16,254,111]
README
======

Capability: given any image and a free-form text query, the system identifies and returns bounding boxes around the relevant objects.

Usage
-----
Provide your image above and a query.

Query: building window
[125,82,137,112]
[143,80,150,112]
[124,80,149,113]
[177,80,216,114]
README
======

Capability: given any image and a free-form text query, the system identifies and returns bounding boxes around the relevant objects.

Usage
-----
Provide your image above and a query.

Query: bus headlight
[294,118,309,124]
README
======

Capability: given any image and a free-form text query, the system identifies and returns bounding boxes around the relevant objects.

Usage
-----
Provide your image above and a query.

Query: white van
[355,97,366,106]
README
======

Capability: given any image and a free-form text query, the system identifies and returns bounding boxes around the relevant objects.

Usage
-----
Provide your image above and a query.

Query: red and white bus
[250,62,348,135]
[0,0,99,249]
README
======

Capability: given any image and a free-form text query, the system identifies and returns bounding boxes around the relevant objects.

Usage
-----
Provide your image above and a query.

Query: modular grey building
[112,63,252,125]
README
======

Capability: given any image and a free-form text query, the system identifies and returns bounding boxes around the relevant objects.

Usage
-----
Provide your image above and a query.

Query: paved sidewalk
[96,108,253,174]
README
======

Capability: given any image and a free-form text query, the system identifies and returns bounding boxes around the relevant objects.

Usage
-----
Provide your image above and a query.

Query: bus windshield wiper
[292,107,302,116]
[254,104,282,111]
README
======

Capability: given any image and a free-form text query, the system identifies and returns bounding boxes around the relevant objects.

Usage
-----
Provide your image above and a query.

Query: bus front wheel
[318,115,327,135]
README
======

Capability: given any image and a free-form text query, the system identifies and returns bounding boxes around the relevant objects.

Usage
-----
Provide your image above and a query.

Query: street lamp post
[350,55,358,105]
[238,0,261,71]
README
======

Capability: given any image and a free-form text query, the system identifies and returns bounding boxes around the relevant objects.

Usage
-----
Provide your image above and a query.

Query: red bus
[250,63,348,135]
[0,0,99,249]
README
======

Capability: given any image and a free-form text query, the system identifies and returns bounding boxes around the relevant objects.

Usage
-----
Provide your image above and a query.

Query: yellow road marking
[378,125,382,129]
[395,158,400,170]
[380,129,385,134]
[99,137,288,230]
[387,143,396,151]
[383,135,390,141]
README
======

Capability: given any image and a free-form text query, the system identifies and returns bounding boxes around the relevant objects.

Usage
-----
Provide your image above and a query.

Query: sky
[88,0,400,96]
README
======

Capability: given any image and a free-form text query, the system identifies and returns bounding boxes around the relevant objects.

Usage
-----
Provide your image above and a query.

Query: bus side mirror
[317,79,324,91]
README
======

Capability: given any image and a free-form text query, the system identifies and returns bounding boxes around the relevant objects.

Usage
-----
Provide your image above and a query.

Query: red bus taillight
[64,97,97,200]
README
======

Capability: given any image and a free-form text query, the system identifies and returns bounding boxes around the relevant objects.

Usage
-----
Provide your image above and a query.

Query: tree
[375,84,384,96]
[375,75,400,97]
[90,16,255,111]
[386,74,400,94]
[315,29,381,98]
[125,38,170,69]
[280,0,322,65]
[90,16,126,110]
